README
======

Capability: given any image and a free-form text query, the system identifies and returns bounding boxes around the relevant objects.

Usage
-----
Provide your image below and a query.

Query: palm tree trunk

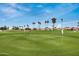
[45,23,47,30]
[47,23,49,30]
[53,23,55,31]
[39,24,40,30]
[24,25,25,32]
[45,23,48,30]
[33,24,34,30]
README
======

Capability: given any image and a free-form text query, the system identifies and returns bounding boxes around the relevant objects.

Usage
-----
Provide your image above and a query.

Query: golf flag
[61,29,64,35]
[61,19,64,36]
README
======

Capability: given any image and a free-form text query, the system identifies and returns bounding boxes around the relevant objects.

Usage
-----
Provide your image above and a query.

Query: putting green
[0,30,79,56]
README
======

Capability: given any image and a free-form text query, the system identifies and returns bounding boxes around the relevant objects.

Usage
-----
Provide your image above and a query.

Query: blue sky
[0,3,79,28]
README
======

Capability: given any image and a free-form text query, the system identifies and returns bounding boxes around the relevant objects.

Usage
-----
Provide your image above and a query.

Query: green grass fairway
[0,30,79,56]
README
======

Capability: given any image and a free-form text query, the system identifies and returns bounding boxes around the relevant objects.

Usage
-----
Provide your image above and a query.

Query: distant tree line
[0,26,9,30]
[0,17,79,31]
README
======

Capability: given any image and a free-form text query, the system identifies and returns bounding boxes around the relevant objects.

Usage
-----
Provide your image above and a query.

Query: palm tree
[47,20,49,28]
[27,24,29,28]
[77,21,79,27]
[12,26,19,30]
[45,20,49,30]
[45,20,47,30]
[51,17,56,31]
[32,22,36,30]
[38,21,41,30]
[24,25,26,32]
[19,26,23,31]
[77,21,79,31]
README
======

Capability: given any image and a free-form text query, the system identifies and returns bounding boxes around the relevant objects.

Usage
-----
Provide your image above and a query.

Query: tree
[77,21,79,31]
[77,21,79,27]
[0,26,7,30]
[38,21,41,30]
[27,24,29,28]
[24,25,26,31]
[0,26,9,30]
[19,26,23,30]
[45,20,49,30]
[25,24,31,30]
[32,22,36,30]
[12,26,19,30]
[51,17,56,31]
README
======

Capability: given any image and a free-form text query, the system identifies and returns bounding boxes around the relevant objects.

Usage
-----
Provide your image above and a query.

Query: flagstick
[61,19,64,36]
[61,28,64,36]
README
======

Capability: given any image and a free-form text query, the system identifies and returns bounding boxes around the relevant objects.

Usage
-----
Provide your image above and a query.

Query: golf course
[0,30,79,56]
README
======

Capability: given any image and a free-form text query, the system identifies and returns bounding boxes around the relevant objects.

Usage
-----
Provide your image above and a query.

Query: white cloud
[9,3,32,12]
[0,5,23,21]
[1,7,17,15]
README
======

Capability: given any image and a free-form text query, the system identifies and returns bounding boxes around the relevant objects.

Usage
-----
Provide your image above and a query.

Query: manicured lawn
[0,30,79,56]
